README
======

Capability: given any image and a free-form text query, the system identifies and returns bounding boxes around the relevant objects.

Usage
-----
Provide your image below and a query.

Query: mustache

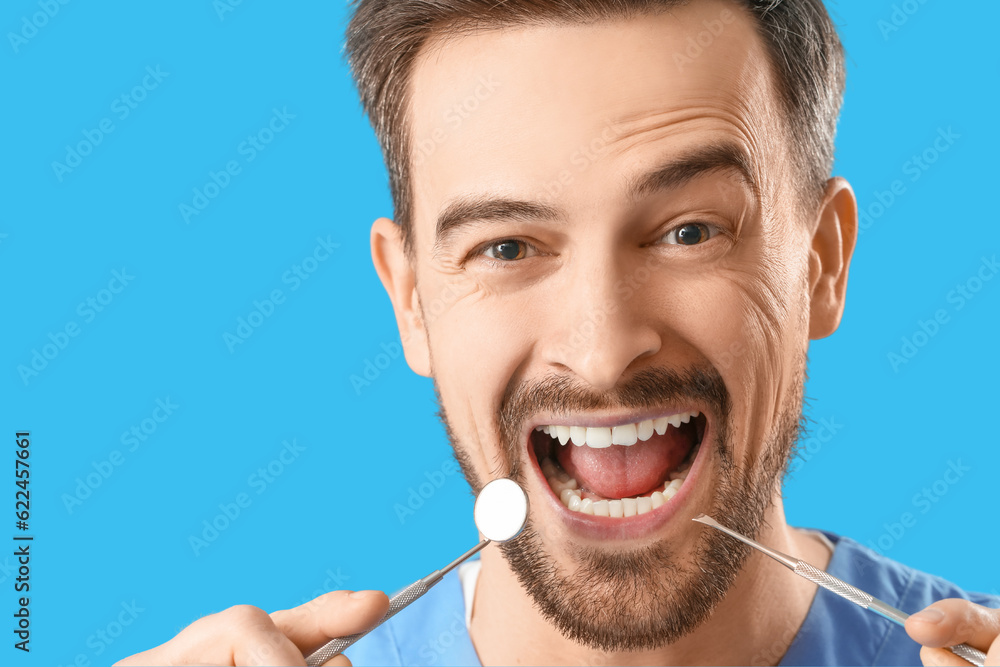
[498,365,732,478]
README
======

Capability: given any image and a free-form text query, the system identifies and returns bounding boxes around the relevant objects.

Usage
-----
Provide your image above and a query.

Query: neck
[469,500,831,666]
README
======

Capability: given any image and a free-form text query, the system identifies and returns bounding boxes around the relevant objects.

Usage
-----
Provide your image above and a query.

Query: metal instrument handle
[795,562,987,666]
[305,579,429,666]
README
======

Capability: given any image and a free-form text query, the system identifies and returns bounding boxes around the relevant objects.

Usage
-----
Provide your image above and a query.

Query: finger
[270,589,391,655]
[905,599,1000,654]
[159,605,306,666]
[114,647,171,666]
[919,645,978,667]
[321,655,353,667]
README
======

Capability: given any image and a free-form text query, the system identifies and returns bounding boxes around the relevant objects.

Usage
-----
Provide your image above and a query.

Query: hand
[113,589,390,666]
[905,598,1000,666]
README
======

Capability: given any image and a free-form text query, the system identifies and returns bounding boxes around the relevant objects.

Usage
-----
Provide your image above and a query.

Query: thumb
[905,599,999,666]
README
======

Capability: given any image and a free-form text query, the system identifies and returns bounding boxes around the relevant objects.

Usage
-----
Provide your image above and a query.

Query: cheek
[718,267,810,450]
[421,276,538,452]
[648,255,808,450]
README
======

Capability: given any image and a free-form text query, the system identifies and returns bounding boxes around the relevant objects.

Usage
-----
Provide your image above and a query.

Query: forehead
[406,0,782,240]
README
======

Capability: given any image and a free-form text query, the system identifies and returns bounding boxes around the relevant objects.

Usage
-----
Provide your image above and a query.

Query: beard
[437,361,805,653]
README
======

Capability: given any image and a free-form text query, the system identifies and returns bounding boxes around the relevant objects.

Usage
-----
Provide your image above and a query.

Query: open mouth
[529,411,707,519]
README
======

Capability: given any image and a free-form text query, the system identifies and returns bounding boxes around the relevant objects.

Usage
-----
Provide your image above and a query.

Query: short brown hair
[345,0,845,253]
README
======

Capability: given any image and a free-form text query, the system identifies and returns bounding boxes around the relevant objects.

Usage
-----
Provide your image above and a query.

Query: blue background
[1,1,998,664]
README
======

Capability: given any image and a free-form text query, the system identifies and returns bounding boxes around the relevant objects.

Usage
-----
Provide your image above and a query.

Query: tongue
[555,430,691,499]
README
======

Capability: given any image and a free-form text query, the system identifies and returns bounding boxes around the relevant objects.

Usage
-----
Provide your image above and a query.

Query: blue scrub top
[345,532,999,666]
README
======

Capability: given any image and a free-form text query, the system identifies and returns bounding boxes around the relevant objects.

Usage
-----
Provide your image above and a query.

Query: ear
[808,177,858,340]
[371,217,432,376]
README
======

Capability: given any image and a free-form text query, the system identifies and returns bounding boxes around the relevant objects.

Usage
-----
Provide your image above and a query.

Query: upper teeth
[535,411,700,448]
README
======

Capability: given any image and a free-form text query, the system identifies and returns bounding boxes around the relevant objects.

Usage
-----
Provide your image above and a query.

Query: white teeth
[549,473,675,517]
[622,497,637,517]
[611,423,638,446]
[608,499,624,518]
[552,486,678,517]
[560,488,579,506]
[585,427,612,448]
[552,476,577,494]
[542,411,701,448]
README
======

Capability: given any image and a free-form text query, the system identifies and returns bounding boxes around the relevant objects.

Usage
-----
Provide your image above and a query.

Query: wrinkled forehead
[403,1,786,247]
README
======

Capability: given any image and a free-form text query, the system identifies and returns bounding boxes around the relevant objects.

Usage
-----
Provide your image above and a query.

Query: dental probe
[305,478,529,666]
[693,515,987,667]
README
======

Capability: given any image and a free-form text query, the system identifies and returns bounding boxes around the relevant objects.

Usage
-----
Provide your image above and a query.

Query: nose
[541,254,662,392]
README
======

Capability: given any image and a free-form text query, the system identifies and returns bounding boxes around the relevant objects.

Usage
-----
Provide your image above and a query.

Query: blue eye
[662,223,716,246]
[483,240,530,261]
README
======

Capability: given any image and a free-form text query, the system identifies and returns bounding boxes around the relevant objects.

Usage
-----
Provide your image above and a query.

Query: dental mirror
[475,477,529,542]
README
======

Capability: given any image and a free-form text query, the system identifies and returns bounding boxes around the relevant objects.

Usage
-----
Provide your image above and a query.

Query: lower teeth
[542,445,698,517]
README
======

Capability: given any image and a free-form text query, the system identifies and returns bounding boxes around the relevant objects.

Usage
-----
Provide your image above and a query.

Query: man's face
[393,0,828,651]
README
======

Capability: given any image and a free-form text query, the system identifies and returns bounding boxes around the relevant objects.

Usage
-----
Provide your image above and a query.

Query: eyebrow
[433,141,759,250]
[435,197,562,250]
[626,141,760,203]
